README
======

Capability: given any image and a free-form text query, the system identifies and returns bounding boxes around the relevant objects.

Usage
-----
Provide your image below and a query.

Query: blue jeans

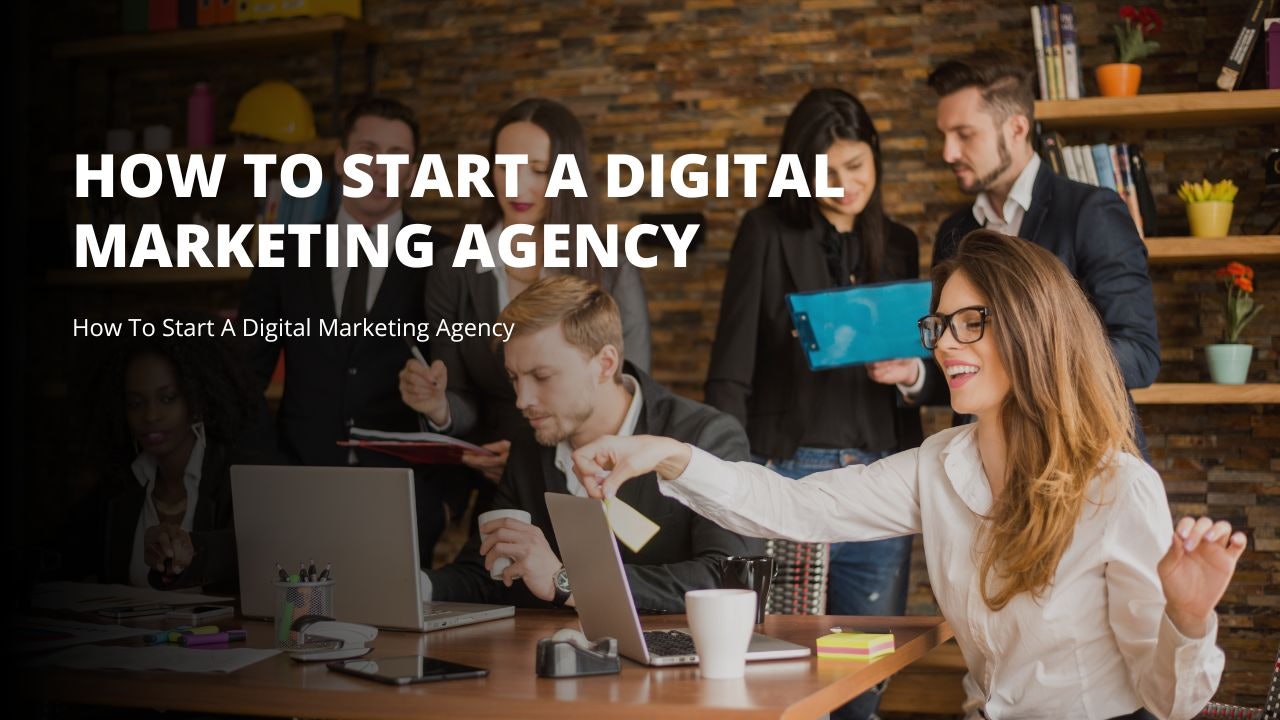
[757,447,913,720]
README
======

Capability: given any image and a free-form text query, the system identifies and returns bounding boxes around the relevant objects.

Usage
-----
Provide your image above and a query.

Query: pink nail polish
[1184,540,1195,552]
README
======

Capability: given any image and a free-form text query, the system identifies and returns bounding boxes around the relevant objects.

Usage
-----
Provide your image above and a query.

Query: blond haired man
[423,275,761,612]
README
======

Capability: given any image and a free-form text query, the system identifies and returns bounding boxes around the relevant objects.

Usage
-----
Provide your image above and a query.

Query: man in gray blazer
[422,275,761,612]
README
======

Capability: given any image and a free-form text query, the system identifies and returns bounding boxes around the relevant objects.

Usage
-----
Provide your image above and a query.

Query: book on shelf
[1127,147,1159,237]
[1115,144,1145,237]
[1039,129,1067,175]
[1090,144,1117,193]
[1218,0,1275,91]
[1059,3,1082,99]
[1031,6,1049,100]
[1049,4,1067,100]
[1265,17,1279,88]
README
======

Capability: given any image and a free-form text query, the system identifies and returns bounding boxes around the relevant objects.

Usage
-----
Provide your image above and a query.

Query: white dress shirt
[972,154,1040,236]
[555,374,643,496]
[331,206,402,316]
[128,427,206,587]
[660,424,1222,720]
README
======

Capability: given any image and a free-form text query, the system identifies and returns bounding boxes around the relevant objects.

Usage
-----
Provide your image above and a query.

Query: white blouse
[127,432,205,587]
[660,424,1223,720]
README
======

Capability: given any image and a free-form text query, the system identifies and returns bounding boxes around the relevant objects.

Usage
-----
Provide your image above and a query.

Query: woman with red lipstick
[575,231,1245,720]
[78,330,266,591]
[400,98,651,485]
[703,87,920,720]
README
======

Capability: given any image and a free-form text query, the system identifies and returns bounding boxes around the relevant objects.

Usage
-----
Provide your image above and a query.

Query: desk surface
[27,612,953,720]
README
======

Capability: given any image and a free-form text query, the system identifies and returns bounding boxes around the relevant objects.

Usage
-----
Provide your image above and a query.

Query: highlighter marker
[179,629,247,647]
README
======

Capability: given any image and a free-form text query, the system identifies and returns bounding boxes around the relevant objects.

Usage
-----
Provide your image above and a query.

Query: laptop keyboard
[643,630,697,657]
[422,603,452,619]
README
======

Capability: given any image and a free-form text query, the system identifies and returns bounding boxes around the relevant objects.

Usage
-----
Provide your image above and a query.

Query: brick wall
[29,0,1278,706]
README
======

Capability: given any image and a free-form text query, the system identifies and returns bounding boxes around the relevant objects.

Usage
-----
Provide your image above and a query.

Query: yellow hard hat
[230,81,317,143]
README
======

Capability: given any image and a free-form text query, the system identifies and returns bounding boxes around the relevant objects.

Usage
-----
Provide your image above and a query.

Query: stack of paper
[816,631,895,660]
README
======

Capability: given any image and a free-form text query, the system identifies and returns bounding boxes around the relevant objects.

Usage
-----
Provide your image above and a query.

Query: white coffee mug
[685,588,757,679]
[477,509,532,580]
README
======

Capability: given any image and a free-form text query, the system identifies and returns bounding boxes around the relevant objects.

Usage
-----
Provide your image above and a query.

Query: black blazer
[238,216,443,466]
[102,441,238,592]
[922,161,1160,402]
[427,241,653,444]
[705,203,924,460]
[427,364,764,613]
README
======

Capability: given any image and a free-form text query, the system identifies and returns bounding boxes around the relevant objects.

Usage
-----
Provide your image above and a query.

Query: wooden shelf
[50,137,340,172]
[1145,236,1280,264]
[1132,383,1280,405]
[1035,89,1280,130]
[45,267,252,287]
[52,16,386,60]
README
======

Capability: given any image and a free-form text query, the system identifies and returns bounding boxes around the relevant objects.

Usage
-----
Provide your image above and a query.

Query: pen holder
[274,580,335,649]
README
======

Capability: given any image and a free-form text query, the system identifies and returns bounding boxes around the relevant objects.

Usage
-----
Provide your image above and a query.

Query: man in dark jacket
[238,98,450,556]
[872,52,1159,452]
[424,275,761,612]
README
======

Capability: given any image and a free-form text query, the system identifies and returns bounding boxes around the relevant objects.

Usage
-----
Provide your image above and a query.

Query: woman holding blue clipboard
[703,88,921,720]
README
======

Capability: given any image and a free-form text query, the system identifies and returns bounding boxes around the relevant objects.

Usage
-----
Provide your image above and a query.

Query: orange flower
[1234,276,1254,293]
[1224,261,1249,278]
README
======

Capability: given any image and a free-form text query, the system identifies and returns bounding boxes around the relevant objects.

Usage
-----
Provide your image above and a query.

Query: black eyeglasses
[917,306,992,350]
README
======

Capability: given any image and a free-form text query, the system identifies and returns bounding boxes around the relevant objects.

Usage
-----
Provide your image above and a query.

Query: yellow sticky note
[605,496,660,553]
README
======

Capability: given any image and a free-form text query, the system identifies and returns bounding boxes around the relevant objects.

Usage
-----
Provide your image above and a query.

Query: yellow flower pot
[1186,201,1233,237]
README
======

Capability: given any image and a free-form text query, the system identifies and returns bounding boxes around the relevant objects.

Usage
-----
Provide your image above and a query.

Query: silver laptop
[231,465,513,632]
[544,492,811,666]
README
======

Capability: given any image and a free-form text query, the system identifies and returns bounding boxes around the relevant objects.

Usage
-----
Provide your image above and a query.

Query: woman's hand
[143,524,195,578]
[571,435,692,499]
[398,358,450,427]
[1158,516,1247,638]
[867,358,920,387]
[462,440,511,484]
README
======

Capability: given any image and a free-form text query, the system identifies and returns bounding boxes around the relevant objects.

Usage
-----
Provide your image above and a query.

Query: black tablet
[327,656,488,685]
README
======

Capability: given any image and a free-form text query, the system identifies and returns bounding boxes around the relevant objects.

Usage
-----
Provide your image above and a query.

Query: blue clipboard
[787,280,932,371]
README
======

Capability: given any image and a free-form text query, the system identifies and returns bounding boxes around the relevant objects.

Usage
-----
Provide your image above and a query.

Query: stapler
[535,628,621,678]
[287,614,377,662]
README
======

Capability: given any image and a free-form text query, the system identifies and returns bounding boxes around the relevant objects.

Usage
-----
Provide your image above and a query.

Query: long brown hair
[479,98,611,287]
[771,88,889,283]
[931,230,1138,610]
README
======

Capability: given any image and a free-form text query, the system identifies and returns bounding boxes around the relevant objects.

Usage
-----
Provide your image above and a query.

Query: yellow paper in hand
[604,496,660,553]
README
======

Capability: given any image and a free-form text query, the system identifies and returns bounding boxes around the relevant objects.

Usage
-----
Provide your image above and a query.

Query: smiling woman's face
[933,270,1011,421]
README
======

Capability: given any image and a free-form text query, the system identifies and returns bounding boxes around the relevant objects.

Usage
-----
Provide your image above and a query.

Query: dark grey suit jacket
[922,161,1158,454]
[238,216,442,466]
[426,364,762,613]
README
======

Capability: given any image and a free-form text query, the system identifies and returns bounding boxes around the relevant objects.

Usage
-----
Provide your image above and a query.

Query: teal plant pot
[1205,344,1253,384]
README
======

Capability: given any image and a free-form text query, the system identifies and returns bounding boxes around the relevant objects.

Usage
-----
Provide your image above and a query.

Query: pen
[404,338,441,389]
[179,629,247,647]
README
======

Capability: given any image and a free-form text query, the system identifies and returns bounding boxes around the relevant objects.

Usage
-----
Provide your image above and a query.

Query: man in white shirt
[423,275,761,612]
[869,51,1159,453]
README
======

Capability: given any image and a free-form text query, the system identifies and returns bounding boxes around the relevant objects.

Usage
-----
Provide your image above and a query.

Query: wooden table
[25,611,953,719]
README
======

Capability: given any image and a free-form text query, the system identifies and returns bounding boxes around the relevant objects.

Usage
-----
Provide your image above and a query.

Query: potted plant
[1178,178,1238,237]
[1098,5,1162,96]
[1205,262,1264,384]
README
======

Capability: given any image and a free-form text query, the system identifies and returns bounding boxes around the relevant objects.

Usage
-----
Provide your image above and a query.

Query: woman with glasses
[573,230,1243,720]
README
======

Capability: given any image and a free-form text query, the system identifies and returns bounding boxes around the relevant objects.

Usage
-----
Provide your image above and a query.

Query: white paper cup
[478,509,532,580]
[685,588,757,679]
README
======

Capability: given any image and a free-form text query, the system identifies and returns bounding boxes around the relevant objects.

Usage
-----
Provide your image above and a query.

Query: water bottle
[187,82,215,148]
